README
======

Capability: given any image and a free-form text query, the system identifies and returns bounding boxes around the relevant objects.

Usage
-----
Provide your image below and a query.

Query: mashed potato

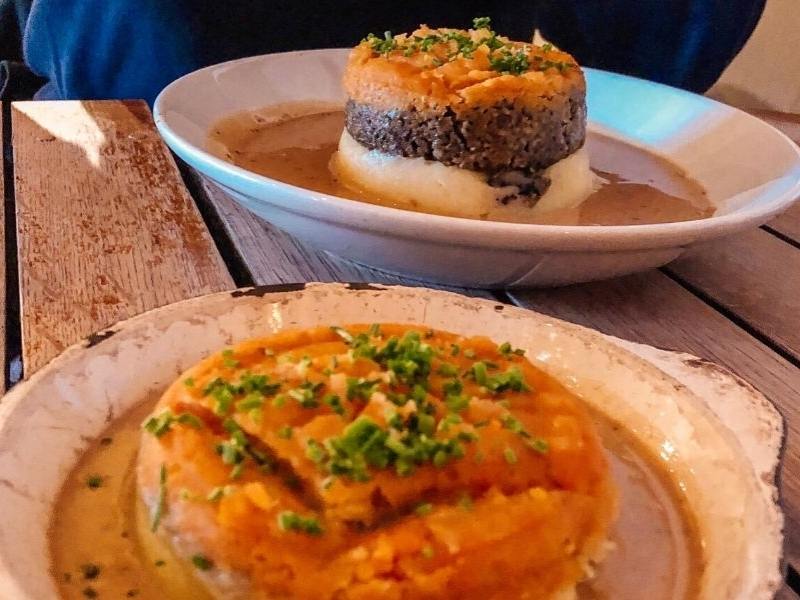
[333,130,598,221]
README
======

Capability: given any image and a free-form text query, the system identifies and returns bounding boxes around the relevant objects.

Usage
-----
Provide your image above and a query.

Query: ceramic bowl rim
[153,48,800,251]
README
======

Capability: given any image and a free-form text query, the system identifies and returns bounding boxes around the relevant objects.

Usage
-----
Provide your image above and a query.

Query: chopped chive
[421,545,435,559]
[85,474,104,489]
[445,394,469,413]
[236,392,264,412]
[414,502,433,516]
[277,511,324,536]
[503,447,518,464]
[450,344,460,356]
[346,377,380,401]
[458,492,473,510]
[527,438,550,454]
[277,425,293,439]
[178,487,196,501]
[437,362,459,377]
[438,413,462,432]
[221,349,240,368]
[207,487,225,502]
[191,554,213,570]
[288,381,323,408]
[323,393,344,415]
[154,559,166,567]
[151,464,168,532]
[183,377,195,387]
[176,413,203,429]
[142,410,175,437]
[306,439,327,464]
[500,413,524,434]
[80,563,100,580]
[230,463,244,479]
[498,342,526,357]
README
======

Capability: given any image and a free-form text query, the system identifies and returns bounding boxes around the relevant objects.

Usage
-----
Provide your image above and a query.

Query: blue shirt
[1,0,766,103]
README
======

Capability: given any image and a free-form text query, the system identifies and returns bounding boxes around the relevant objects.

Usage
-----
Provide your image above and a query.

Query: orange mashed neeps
[138,324,617,599]
[343,19,584,111]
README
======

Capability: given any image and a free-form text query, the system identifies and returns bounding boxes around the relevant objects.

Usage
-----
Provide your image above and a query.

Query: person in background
[0,0,765,104]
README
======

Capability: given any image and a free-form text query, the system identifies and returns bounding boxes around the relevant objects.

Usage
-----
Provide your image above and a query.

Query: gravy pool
[206,108,713,226]
[50,399,703,600]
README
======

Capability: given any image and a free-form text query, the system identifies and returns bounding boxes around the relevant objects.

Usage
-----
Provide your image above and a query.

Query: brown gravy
[50,399,703,599]
[207,109,713,226]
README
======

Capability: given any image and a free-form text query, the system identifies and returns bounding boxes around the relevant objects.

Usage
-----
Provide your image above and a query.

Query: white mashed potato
[332,130,598,222]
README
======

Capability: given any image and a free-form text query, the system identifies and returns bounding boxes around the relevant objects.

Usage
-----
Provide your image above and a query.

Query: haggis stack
[333,17,596,221]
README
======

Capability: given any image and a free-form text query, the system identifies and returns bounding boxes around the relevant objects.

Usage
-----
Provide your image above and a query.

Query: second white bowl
[154,49,800,287]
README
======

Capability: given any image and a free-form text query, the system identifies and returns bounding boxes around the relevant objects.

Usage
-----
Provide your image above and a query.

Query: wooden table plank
[748,109,800,243]
[769,204,800,244]
[752,109,800,146]
[666,228,800,361]
[0,108,7,392]
[194,174,494,298]
[12,100,234,372]
[777,583,800,600]
[507,270,800,568]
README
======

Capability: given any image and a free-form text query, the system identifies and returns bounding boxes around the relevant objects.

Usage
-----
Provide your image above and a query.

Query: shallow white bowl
[154,49,800,287]
[0,284,784,598]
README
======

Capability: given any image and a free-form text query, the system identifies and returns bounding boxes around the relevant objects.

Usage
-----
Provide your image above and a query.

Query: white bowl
[154,49,800,287]
[0,284,783,598]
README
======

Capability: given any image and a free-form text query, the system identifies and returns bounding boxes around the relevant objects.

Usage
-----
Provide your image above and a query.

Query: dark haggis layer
[344,94,586,197]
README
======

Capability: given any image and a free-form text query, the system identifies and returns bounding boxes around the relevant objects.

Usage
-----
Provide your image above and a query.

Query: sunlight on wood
[12,101,106,168]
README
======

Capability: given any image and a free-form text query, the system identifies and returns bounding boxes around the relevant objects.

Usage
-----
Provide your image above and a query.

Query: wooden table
[2,99,799,598]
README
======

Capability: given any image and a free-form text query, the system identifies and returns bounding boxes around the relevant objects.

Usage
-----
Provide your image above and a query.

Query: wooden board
[770,204,800,244]
[751,109,800,243]
[194,175,494,299]
[507,270,800,567]
[752,109,800,146]
[12,101,234,372]
[777,583,800,600]
[0,109,6,391]
[666,228,800,361]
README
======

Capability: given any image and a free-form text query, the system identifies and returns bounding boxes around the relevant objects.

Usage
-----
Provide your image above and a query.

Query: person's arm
[518,0,766,93]
[19,0,479,103]
[22,0,199,103]
[0,0,43,100]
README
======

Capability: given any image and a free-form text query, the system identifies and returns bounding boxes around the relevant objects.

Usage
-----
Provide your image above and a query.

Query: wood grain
[12,101,233,372]
[751,109,800,146]
[194,174,494,298]
[770,204,800,244]
[507,270,800,568]
[0,109,6,392]
[749,109,800,243]
[776,583,800,600]
[666,228,800,361]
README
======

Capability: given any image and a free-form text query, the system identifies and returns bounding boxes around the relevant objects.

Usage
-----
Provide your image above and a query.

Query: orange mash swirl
[138,324,617,599]
[343,23,585,112]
